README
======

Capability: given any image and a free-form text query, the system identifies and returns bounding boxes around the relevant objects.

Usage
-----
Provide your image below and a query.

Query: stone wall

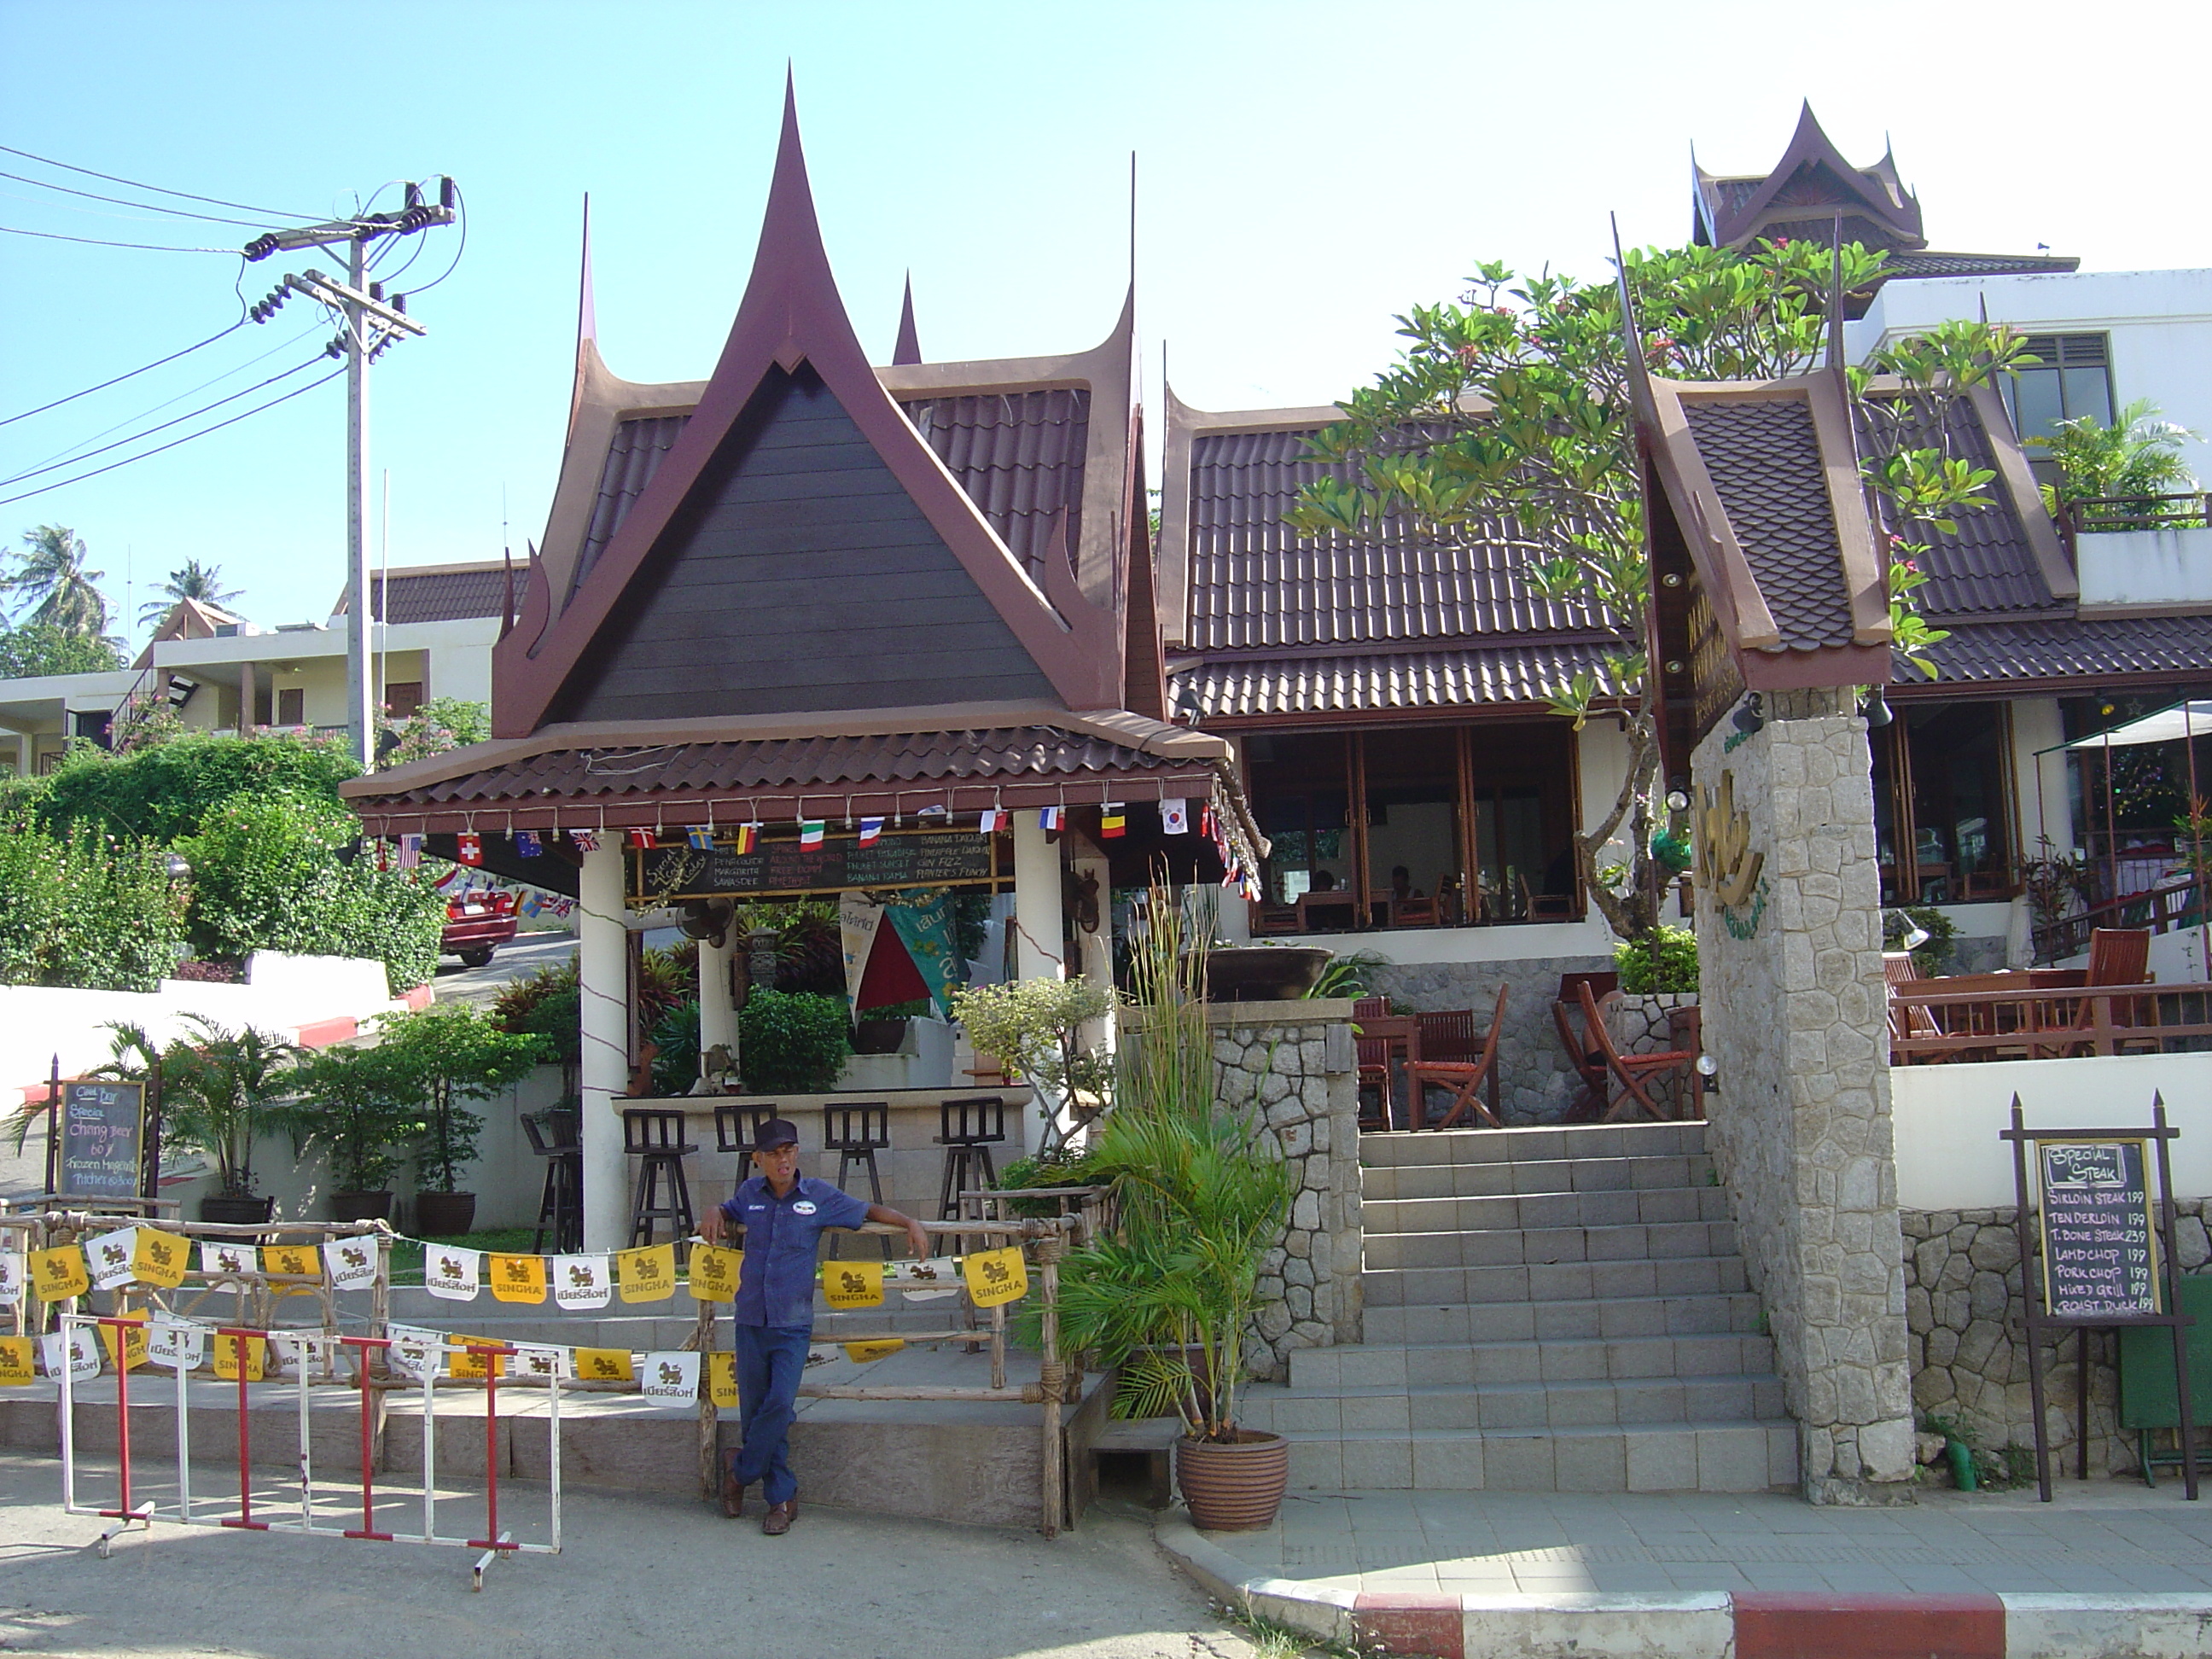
[1202,999,1364,1381]
[1692,688,1918,1504]
[1366,954,1612,1123]
[1906,1200,2212,1476]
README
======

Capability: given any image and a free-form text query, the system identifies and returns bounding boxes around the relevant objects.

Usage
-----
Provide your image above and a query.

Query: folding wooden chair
[1577,980,1698,1122]
[1553,995,1609,1121]
[1406,984,1509,1129]
[1883,952,1948,1063]
[2050,928,2159,1057]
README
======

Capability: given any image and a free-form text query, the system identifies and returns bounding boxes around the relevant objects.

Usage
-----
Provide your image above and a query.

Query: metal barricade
[57,1314,561,1589]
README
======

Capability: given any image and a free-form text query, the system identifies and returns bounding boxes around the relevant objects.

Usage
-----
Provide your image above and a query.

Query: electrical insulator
[392,294,406,315]
[370,282,384,302]
[325,338,345,359]
[439,176,456,210]
[404,181,422,208]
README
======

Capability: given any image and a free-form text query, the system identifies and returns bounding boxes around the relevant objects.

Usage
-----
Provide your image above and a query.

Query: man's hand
[698,1208,725,1245]
[904,1219,931,1261]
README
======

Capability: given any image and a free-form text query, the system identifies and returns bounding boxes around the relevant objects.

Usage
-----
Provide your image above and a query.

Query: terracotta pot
[199,1193,276,1225]
[853,1018,909,1055]
[413,1191,476,1237]
[1201,947,1332,1004]
[330,1190,393,1224]
[1176,1430,1289,1530]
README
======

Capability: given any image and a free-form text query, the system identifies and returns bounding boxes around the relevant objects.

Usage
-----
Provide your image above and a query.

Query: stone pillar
[576,842,631,1250]
[1692,687,1916,1503]
[1010,814,1066,1154]
[696,927,738,1082]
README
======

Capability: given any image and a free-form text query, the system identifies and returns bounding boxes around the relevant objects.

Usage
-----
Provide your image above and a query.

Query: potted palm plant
[280,1044,412,1222]
[373,1004,544,1236]
[154,1016,305,1224]
[1051,882,1296,1531]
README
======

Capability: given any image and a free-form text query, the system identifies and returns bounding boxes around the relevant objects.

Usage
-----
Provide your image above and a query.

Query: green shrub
[37,729,358,843]
[0,821,186,991]
[1614,925,1697,993]
[650,998,700,1096]
[738,989,853,1093]
[181,792,443,994]
[369,1004,546,1194]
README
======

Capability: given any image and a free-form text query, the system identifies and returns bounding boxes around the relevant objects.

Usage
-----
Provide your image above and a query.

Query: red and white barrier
[57,1314,562,1589]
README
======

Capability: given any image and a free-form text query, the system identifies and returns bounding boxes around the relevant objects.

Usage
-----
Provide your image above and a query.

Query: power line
[0,364,346,508]
[0,221,236,254]
[0,140,319,221]
[0,319,251,428]
[0,166,271,230]
[0,356,331,490]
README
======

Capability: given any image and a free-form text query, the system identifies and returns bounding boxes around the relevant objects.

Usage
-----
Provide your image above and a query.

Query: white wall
[1850,267,2212,481]
[2011,696,2075,856]
[2077,527,2212,609]
[1891,1052,2212,1210]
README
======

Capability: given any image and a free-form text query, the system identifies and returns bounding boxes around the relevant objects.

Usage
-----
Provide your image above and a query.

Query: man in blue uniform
[700,1117,930,1534]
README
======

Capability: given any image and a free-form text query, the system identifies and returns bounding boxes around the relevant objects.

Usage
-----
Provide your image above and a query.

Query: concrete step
[1362,1254,1749,1308]
[1238,1371,1788,1432]
[1353,1122,1707,1169]
[1359,1154,1715,1202]
[1285,1331,1778,1391]
[1361,1218,1737,1272]
[1362,1185,1731,1235]
[1362,1291,1767,1344]
[1272,1420,1796,1493]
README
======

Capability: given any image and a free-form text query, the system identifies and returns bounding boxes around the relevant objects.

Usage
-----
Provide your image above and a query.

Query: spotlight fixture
[1732,693,1765,736]
[1862,686,1893,730]
[1695,1053,1718,1077]
[1901,923,1931,952]
[1172,684,1204,725]
[1664,787,1691,815]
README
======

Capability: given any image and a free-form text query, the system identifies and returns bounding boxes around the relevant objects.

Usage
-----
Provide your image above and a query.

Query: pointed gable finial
[893,271,922,364]
[577,192,596,346]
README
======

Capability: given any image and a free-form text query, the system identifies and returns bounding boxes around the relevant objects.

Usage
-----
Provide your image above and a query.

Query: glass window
[1871,701,2016,904]
[1246,732,1353,907]
[1468,722,1576,921]
[1361,729,1463,923]
[2004,333,2115,459]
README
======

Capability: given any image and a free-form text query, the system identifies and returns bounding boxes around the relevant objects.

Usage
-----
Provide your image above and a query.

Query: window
[1243,721,1576,931]
[2003,333,2116,453]
[276,687,305,727]
[384,681,424,718]
[1872,701,2017,904]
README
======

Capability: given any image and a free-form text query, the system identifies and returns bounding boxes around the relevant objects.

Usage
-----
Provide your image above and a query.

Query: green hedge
[34,730,359,842]
[0,822,186,991]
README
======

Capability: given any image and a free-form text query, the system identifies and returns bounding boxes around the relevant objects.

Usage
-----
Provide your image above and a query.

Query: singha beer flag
[1160,799,1189,835]
[0,1251,20,1307]
[640,1349,701,1408]
[86,1227,138,1291]
[322,1237,379,1291]
[512,1342,572,1382]
[265,1243,319,1289]
[29,1244,90,1302]
[132,1229,188,1289]
[822,1259,884,1310]
[573,1347,634,1383]
[147,1315,207,1371]
[616,1243,677,1304]
[489,1253,548,1305]
[200,1241,255,1279]
[447,1336,507,1380]
[687,1243,739,1304]
[99,1310,148,1372]
[386,1324,444,1380]
[44,1328,101,1382]
[961,1246,1030,1309]
[0,1336,32,1384]
[424,1246,482,1301]
[552,1254,613,1310]
[707,1349,739,1409]
[456,832,483,865]
[211,1333,267,1382]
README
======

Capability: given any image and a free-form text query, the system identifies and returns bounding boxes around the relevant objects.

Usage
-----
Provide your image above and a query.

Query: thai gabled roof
[329,559,515,625]
[498,80,1137,741]
[1693,103,1925,253]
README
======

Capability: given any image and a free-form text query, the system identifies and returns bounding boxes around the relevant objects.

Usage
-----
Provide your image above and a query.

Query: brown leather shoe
[761,1499,796,1536]
[719,1461,745,1519]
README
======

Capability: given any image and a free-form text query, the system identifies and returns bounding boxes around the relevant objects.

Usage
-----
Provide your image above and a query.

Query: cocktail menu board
[56,1080,145,1201]
[631,830,1002,902]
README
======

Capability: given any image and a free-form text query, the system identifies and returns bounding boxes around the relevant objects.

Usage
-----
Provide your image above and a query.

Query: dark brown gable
[551,363,1057,724]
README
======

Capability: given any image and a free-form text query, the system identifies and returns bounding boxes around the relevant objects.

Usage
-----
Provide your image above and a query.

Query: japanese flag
[1160,799,1190,835]
[456,832,483,866]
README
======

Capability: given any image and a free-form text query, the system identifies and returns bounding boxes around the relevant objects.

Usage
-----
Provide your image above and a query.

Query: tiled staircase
[1237,1121,1799,1493]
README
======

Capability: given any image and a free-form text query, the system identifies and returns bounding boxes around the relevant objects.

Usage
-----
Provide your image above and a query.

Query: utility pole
[243,181,456,767]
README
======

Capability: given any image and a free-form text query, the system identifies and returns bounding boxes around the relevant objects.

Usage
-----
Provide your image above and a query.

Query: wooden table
[1356,1015,1423,1131]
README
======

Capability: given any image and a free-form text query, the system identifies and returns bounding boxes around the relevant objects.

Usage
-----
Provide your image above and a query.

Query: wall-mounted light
[1732,693,1765,736]
[1664,660,1685,675]
[1664,787,1691,815]
[163,853,192,882]
[1173,684,1204,725]
[1662,572,1683,588]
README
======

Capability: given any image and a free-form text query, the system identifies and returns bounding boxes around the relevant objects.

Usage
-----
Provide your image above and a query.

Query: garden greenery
[1613,925,1697,994]
[0,820,186,991]
[737,988,853,1094]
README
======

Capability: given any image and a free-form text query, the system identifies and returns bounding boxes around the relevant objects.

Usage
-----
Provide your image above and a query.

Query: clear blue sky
[3,0,2203,637]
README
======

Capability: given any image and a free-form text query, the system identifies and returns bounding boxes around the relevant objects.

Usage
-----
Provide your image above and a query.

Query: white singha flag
[0,1250,21,1307]
[200,1241,257,1278]
[147,1315,208,1371]
[87,1226,138,1291]
[640,1349,701,1408]
[323,1237,379,1291]
[552,1254,612,1310]
[386,1323,444,1380]
[423,1246,481,1301]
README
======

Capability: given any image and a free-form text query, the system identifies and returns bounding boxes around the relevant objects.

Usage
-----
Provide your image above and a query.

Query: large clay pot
[413,1191,477,1237]
[330,1190,393,1224]
[853,1018,910,1056]
[1201,946,1333,1004]
[1176,1430,1289,1530]
[199,1193,276,1225]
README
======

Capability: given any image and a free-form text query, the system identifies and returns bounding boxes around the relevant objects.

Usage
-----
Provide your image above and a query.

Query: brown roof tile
[571,412,688,599]
[1680,398,1857,650]
[1918,614,2212,686]
[1180,641,1619,721]
[901,389,1089,586]
[346,564,511,624]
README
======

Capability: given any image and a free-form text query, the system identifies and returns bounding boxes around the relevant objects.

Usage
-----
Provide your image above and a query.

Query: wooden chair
[1391,896,1441,927]
[1406,984,1510,1129]
[1249,900,1301,936]
[1577,981,1699,1122]
[1883,952,1948,1063]
[2052,928,2159,1057]
[1518,874,1575,923]
[1415,1008,1478,1064]
[1553,996,1610,1121]
[1355,1032,1394,1130]
[1296,891,1359,933]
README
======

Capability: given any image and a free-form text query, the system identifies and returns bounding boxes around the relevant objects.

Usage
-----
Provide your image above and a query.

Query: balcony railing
[2032,873,2204,964]
[2054,490,2211,554]
[1889,980,2212,1064]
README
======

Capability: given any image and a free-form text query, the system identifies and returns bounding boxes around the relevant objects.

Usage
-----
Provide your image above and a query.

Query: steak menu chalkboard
[58,1081,145,1201]
[2037,1138,2159,1319]
[630,831,1002,902]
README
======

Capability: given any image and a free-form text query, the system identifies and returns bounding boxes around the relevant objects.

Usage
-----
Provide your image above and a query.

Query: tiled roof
[1179,640,1619,720]
[1857,392,2062,619]
[347,564,510,624]
[1919,614,2212,686]
[901,389,1089,585]
[572,412,688,599]
[1184,427,1598,653]
[1680,398,1857,650]
[1886,252,2081,279]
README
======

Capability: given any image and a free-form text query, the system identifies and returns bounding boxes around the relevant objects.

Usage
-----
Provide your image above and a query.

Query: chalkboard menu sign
[2037,1138,2159,1319]
[630,831,1002,902]
[57,1081,146,1202]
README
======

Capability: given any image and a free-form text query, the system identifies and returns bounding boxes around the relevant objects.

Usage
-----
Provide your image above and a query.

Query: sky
[3,0,2208,637]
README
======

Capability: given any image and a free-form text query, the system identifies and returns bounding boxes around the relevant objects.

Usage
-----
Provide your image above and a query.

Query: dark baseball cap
[754,1118,800,1152]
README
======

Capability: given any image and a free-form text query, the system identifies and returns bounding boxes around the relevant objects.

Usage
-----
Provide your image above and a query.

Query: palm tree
[138,558,243,627]
[3,524,110,637]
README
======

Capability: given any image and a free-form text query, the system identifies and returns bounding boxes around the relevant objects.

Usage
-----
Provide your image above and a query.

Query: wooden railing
[1889,980,2212,1064]
[2032,874,2205,964]
[2054,491,2211,555]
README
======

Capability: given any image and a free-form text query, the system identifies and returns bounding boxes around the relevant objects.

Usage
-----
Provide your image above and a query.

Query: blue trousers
[729,1322,809,1506]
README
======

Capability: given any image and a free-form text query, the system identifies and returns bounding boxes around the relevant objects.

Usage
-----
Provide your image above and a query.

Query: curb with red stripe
[1156,1515,2212,1658]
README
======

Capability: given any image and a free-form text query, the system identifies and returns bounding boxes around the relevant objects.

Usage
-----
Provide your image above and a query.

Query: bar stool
[623,1109,698,1254]
[714,1103,788,1176]
[934,1095,1006,1252]
[823,1103,891,1259]
[522,1110,582,1254]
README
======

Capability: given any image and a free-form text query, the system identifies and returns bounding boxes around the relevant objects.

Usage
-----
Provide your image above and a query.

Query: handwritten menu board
[57,1081,145,1201]
[631,831,1001,902]
[2037,1138,2159,1319]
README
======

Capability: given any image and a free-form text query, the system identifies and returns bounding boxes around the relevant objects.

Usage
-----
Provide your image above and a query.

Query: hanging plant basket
[1176,1430,1289,1531]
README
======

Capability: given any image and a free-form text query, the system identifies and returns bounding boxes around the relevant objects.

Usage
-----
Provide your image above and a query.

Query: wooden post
[1038,1225,1066,1539]
[692,1295,719,1500]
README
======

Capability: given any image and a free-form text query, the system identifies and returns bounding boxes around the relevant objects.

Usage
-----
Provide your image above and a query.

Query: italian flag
[799,819,826,847]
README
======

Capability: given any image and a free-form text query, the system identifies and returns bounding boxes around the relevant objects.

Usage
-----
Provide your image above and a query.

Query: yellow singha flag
[822,1260,883,1310]
[960,1246,1028,1309]
[131,1230,188,1289]
[687,1243,738,1304]
[265,1243,321,1297]
[28,1246,90,1301]
[448,1336,508,1379]
[616,1244,676,1304]
[212,1334,266,1382]
[0,1336,33,1385]
[488,1254,547,1305]
[574,1348,634,1382]
[706,1350,738,1408]
[99,1312,149,1371]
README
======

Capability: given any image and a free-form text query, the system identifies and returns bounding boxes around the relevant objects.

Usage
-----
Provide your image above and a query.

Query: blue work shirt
[719,1173,870,1330]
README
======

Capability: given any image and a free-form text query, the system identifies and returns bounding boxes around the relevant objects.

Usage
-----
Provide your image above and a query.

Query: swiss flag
[456,833,483,866]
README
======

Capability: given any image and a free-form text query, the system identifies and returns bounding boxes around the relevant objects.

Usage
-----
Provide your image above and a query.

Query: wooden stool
[521,1110,582,1254]
[713,1103,789,1179]
[824,1102,891,1259]
[623,1109,698,1254]
[934,1095,1006,1252]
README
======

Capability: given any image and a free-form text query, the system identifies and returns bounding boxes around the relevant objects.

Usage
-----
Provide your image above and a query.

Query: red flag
[456,832,482,866]
[627,828,655,850]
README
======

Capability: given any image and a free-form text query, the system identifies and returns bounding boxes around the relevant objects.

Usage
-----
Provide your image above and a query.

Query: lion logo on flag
[568,1264,597,1288]
[341,1246,367,1270]
[588,1355,621,1378]
[438,1255,463,1280]
[657,1362,683,1385]
[147,1240,174,1267]
[100,1243,127,1267]
[504,1260,529,1283]
[836,1271,867,1295]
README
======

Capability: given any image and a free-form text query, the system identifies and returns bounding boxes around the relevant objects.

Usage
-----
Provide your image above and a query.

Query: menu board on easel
[2036,1138,2159,1319]
[56,1081,145,1202]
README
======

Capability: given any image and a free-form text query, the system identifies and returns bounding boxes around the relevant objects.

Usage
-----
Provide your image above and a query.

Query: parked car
[441,888,518,969]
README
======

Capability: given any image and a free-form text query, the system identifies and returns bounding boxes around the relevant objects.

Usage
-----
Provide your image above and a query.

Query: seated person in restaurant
[700,1118,931,1535]
[1310,869,1338,892]
[1389,865,1424,902]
